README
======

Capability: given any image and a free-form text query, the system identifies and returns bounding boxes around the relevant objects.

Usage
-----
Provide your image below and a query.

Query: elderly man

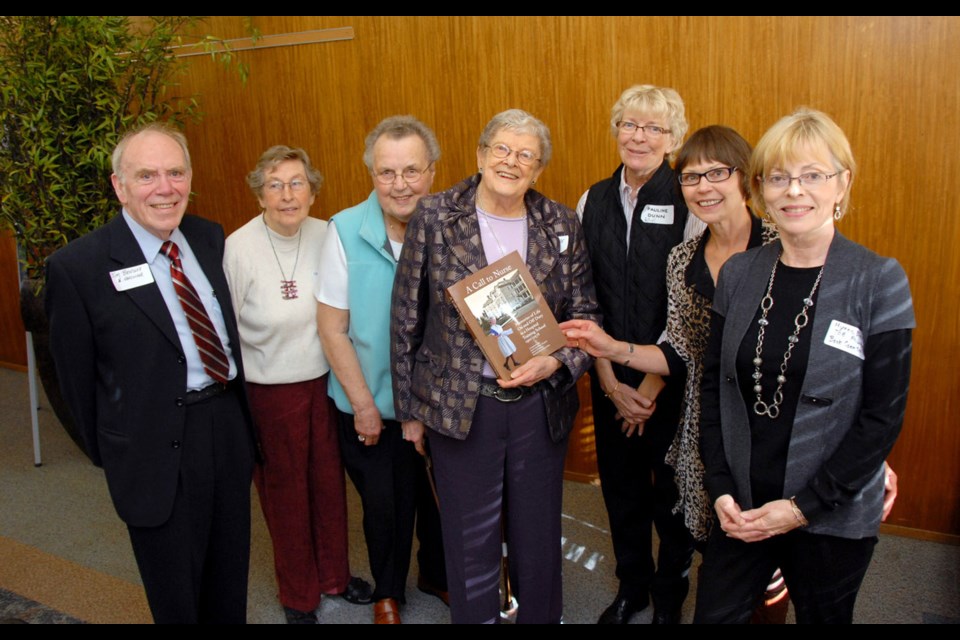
[316,115,447,624]
[46,123,258,623]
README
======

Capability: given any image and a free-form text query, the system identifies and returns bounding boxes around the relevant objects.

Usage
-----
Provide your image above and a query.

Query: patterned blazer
[391,174,600,442]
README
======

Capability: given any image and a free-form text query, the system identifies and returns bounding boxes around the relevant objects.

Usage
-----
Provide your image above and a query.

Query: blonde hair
[750,107,856,218]
[609,85,688,158]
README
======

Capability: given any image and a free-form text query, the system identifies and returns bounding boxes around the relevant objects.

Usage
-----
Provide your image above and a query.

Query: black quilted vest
[582,162,687,381]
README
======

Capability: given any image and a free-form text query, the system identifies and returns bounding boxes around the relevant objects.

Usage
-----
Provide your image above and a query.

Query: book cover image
[447,251,565,381]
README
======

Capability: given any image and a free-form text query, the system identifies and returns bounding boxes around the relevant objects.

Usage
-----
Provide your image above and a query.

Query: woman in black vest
[575,84,697,625]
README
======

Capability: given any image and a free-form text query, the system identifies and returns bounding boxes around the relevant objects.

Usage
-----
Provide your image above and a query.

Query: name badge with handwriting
[110,264,155,292]
[640,204,674,225]
[824,319,864,360]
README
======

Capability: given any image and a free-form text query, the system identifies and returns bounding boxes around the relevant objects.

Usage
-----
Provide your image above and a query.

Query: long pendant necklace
[263,215,301,300]
[752,255,825,418]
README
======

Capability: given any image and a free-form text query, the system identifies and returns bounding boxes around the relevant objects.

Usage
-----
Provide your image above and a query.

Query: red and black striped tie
[160,241,229,384]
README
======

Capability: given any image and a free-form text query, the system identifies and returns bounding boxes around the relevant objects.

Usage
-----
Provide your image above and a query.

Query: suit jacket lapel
[107,215,182,352]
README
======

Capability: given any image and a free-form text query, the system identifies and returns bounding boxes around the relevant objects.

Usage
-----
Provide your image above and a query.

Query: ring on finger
[358,434,366,442]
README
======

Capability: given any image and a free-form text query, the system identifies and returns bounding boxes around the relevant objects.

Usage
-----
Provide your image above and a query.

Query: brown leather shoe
[373,598,401,624]
[417,574,450,606]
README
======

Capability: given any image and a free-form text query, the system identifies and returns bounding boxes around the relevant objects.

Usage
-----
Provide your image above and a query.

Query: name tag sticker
[640,204,674,225]
[110,264,155,292]
[558,234,569,253]
[824,319,864,360]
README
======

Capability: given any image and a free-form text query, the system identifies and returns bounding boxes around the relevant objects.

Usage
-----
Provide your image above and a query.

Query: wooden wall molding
[171,26,354,57]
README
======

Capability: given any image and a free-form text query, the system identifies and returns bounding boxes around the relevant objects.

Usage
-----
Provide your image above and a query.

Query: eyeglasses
[678,166,738,187]
[761,172,839,189]
[485,143,540,166]
[616,121,671,138]
[265,178,309,194]
[374,165,432,185]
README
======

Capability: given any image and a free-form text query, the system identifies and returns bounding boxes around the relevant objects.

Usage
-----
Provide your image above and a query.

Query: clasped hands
[559,318,656,436]
[714,495,802,543]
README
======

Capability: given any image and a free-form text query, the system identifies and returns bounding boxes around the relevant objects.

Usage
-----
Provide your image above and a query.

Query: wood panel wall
[2,16,956,536]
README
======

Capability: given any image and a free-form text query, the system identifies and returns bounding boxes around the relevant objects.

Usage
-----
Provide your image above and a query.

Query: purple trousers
[430,391,569,624]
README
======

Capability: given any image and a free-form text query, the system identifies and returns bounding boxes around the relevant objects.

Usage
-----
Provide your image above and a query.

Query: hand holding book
[496,355,563,388]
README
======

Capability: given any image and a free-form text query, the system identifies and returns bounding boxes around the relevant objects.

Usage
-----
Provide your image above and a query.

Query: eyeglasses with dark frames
[678,166,738,187]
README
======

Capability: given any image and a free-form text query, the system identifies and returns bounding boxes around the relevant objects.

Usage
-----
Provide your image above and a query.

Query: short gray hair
[477,109,553,167]
[112,122,191,182]
[609,85,688,157]
[362,115,441,170]
[246,145,323,197]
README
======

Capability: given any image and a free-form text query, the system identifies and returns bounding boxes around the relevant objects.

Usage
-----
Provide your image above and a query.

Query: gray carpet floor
[0,366,956,623]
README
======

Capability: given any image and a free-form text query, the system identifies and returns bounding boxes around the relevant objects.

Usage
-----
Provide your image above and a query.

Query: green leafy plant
[0,16,248,285]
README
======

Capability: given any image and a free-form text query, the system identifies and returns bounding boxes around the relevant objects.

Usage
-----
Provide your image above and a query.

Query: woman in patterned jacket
[392,109,599,623]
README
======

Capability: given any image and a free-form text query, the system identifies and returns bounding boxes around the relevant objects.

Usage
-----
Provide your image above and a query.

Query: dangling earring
[531,179,536,185]
[834,203,842,220]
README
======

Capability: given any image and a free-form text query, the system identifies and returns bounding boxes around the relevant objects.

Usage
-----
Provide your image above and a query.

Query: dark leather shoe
[652,608,681,624]
[374,598,401,624]
[283,606,318,624]
[597,593,649,624]
[417,574,450,606]
[339,576,374,605]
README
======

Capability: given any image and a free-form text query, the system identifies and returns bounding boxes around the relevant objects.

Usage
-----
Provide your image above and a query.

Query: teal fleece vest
[327,192,399,419]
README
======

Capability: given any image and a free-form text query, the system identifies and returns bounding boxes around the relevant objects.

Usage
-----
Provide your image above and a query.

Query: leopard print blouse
[663,221,778,541]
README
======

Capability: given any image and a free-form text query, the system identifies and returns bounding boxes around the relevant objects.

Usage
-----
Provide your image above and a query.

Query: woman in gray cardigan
[692,108,914,623]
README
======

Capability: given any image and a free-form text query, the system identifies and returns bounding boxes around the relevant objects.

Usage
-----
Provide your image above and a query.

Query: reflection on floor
[1,368,957,624]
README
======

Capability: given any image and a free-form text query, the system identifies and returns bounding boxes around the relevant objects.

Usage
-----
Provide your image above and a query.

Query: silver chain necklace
[263,214,301,300]
[752,256,825,418]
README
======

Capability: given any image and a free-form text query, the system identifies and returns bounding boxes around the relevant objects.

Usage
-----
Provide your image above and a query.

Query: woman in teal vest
[317,115,447,624]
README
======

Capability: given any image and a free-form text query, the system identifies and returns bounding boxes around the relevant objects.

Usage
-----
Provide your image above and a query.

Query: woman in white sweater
[224,146,370,623]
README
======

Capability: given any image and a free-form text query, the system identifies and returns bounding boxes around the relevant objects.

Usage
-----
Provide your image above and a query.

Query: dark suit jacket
[391,174,600,442]
[45,213,256,528]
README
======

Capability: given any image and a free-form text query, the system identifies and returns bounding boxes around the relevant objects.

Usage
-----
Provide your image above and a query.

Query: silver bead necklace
[752,255,825,418]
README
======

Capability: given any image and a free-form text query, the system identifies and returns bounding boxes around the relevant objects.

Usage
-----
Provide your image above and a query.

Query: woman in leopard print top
[564,125,769,542]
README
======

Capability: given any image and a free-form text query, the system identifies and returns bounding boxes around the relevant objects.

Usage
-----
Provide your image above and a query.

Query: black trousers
[591,371,696,612]
[694,524,877,624]
[337,411,446,601]
[127,388,255,624]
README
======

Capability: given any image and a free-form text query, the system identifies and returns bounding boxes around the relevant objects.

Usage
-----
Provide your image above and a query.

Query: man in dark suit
[45,123,258,623]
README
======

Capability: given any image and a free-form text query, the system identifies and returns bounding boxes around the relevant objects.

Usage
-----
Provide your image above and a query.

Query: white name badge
[824,319,865,360]
[110,264,155,292]
[558,234,569,253]
[640,204,674,225]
